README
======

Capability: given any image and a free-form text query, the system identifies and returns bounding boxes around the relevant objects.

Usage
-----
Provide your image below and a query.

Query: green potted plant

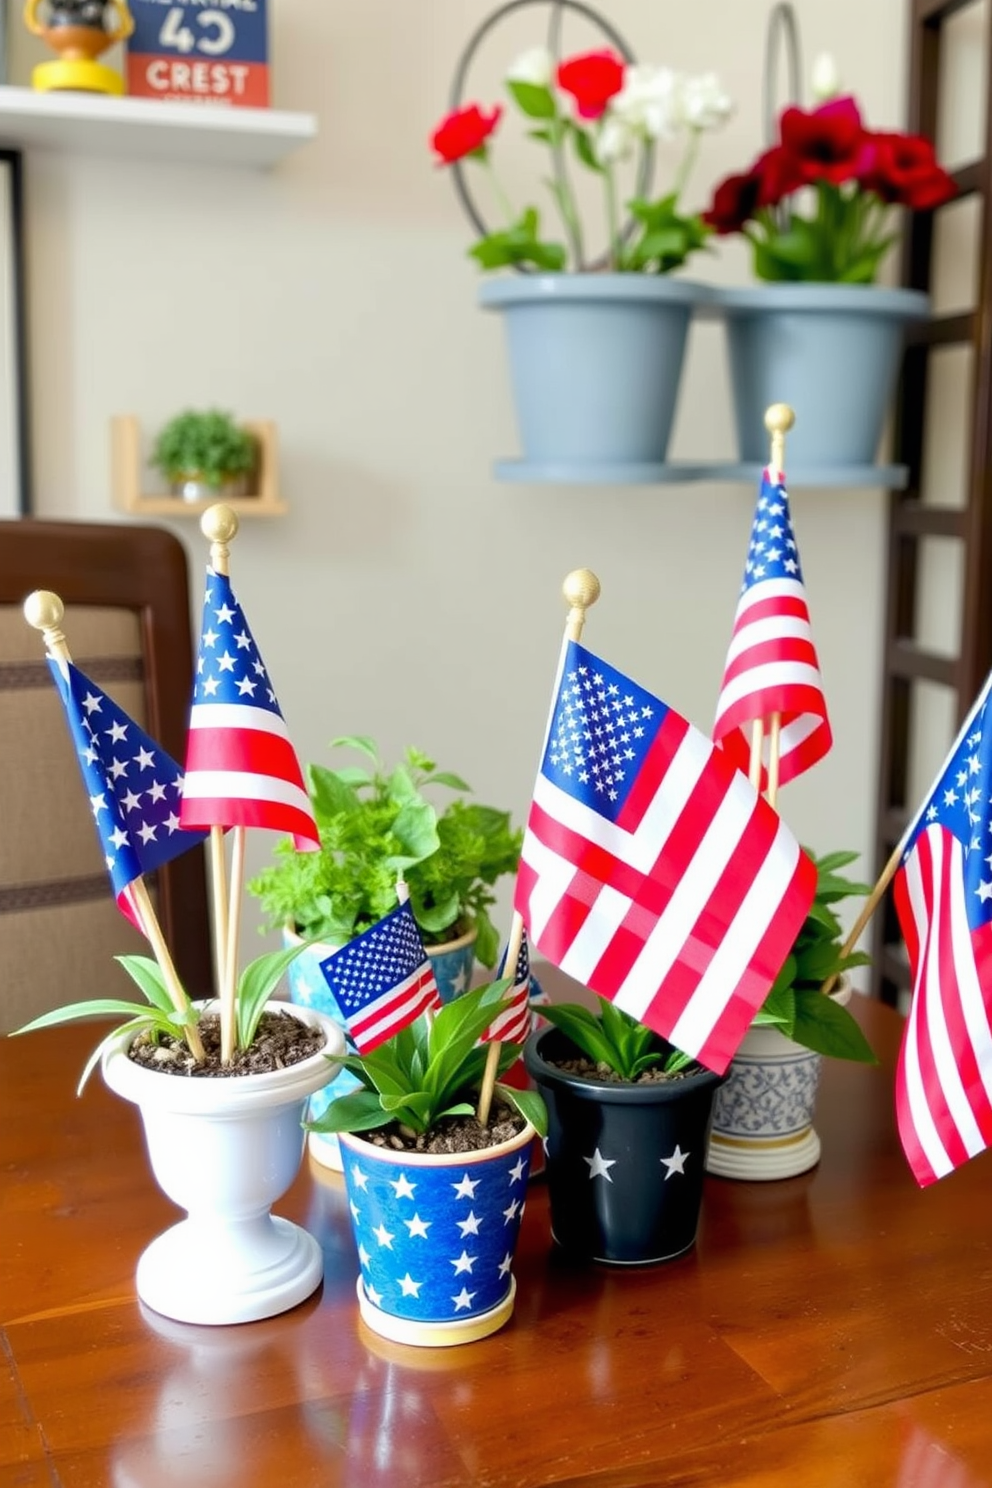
[316,977,547,1347]
[247,735,523,1170]
[705,847,877,1181]
[523,997,723,1265]
[702,59,955,470]
[431,41,732,478]
[150,408,258,502]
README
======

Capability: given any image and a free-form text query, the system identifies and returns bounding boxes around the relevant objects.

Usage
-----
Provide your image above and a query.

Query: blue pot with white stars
[524,1027,723,1265]
[338,1122,536,1347]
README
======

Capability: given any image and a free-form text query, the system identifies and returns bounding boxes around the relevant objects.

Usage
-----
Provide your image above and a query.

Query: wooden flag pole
[199,504,243,1065]
[477,567,602,1128]
[24,589,207,1064]
[762,403,794,811]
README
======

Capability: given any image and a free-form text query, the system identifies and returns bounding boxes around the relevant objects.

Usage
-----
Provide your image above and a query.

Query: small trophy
[24,0,134,96]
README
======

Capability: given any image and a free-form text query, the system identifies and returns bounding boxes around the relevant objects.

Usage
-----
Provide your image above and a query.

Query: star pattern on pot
[660,1144,690,1180]
[344,1149,531,1320]
[584,1148,616,1182]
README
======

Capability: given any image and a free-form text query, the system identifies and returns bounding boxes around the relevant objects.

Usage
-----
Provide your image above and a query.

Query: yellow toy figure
[24,0,134,96]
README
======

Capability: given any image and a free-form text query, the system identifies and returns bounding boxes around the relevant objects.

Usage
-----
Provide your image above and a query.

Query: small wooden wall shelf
[111,415,288,518]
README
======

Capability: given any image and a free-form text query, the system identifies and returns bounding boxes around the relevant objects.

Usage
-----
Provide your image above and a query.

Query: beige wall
[7,0,975,959]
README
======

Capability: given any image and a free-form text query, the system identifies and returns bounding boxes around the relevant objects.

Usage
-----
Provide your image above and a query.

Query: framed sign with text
[125,0,269,108]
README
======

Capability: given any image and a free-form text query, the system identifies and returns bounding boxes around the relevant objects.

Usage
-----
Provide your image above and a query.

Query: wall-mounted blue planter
[479,274,713,482]
[710,283,929,469]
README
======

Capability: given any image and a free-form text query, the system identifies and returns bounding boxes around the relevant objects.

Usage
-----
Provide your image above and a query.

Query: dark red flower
[779,94,870,185]
[429,103,502,165]
[753,145,807,208]
[556,49,625,121]
[860,131,957,208]
[703,169,763,233]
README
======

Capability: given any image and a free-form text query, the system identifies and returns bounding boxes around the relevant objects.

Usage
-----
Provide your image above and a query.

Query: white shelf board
[0,86,316,168]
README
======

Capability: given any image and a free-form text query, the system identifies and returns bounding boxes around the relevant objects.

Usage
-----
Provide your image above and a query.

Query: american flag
[482,931,532,1046]
[319,901,442,1053]
[893,685,992,1186]
[713,466,831,791]
[179,568,318,849]
[48,660,207,930]
[514,639,816,1075]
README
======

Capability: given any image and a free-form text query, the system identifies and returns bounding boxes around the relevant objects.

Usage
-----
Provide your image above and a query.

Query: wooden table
[4,988,992,1488]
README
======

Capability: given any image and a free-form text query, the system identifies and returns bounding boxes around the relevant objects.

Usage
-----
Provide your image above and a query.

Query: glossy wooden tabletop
[3,982,992,1488]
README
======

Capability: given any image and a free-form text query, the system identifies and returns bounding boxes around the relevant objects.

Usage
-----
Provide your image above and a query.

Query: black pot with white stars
[524,1027,724,1265]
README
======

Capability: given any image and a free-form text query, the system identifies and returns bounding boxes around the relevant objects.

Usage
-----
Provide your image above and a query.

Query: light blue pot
[479,274,712,473]
[710,284,929,468]
[284,925,479,1171]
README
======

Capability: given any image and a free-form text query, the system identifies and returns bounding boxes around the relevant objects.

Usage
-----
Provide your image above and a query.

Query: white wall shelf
[112,414,288,518]
[0,86,316,168]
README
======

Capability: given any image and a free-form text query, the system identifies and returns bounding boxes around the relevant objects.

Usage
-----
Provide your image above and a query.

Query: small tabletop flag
[180,567,318,849]
[894,687,992,1186]
[319,901,442,1053]
[514,639,816,1075]
[49,660,208,930]
[482,932,532,1047]
[713,465,831,791]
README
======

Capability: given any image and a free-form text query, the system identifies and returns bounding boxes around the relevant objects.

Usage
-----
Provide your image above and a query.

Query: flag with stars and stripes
[894,681,992,1186]
[179,567,318,850]
[712,466,832,791]
[482,931,532,1046]
[514,638,816,1075]
[319,901,442,1053]
[48,660,208,931]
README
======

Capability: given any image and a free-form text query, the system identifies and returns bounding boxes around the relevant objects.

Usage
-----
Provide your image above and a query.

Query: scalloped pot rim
[101,1003,345,1115]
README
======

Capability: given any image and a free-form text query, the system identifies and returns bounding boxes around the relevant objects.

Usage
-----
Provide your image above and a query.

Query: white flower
[680,72,734,132]
[610,65,682,142]
[595,114,637,166]
[506,46,555,89]
[811,52,841,101]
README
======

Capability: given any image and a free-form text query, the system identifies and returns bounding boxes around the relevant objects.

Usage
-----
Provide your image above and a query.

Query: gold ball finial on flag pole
[201,504,239,579]
[764,403,795,476]
[24,589,70,663]
[563,568,601,643]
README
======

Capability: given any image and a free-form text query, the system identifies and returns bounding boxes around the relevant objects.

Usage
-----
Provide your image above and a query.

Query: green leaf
[308,1088,394,1134]
[496,1082,547,1137]
[388,798,440,864]
[426,772,472,792]
[507,80,556,119]
[789,990,878,1063]
[307,762,360,820]
[569,122,602,173]
[329,734,379,762]
[113,955,175,1012]
[236,940,311,1049]
[11,998,175,1034]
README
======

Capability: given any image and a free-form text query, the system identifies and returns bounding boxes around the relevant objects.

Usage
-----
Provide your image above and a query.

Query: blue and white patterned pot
[705,983,852,1181]
[339,1122,534,1346]
[283,925,479,1171]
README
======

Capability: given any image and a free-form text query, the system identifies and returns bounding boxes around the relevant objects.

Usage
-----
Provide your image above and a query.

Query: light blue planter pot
[284,925,478,1172]
[479,274,712,480]
[710,284,929,469]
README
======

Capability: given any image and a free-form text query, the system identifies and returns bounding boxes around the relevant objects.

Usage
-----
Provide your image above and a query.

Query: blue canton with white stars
[50,660,206,901]
[906,698,992,933]
[342,1139,532,1323]
[740,470,804,593]
[192,569,281,714]
[540,640,665,824]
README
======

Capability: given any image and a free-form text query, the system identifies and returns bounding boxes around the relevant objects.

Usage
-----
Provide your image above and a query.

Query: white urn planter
[102,1003,344,1325]
[705,984,852,1182]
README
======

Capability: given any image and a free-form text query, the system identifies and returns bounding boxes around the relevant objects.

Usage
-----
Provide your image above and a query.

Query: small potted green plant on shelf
[705,847,877,1182]
[316,975,546,1347]
[248,735,523,1171]
[523,997,723,1265]
[150,408,258,502]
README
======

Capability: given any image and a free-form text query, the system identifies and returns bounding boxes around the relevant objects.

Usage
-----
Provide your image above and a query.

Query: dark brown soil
[361,1102,526,1155]
[127,1010,325,1078]
[552,1056,693,1085]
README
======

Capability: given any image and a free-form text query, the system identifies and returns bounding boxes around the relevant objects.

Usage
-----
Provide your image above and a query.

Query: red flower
[703,170,763,234]
[556,49,625,121]
[860,131,957,209]
[753,146,807,208]
[779,94,870,186]
[430,103,502,165]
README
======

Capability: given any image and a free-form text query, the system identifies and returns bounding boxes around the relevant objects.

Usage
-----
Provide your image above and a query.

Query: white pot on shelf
[101,1002,344,1325]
